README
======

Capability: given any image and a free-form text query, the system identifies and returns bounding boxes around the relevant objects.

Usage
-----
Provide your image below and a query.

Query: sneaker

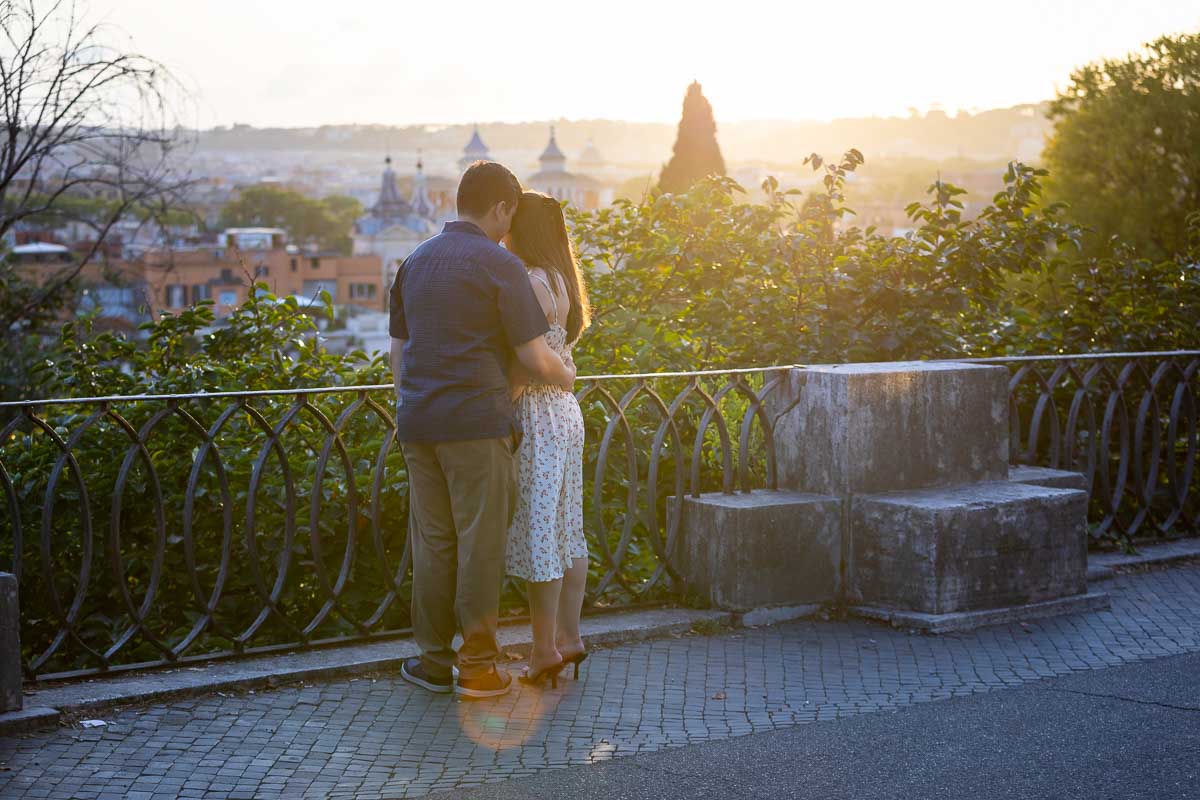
[455,665,513,699]
[400,657,452,694]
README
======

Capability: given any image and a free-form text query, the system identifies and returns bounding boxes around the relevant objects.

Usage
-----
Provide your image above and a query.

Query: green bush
[568,155,1200,376]
[3,156,1199,676]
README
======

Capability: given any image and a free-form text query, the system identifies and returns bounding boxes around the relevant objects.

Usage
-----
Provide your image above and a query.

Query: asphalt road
[433,650,1200,800]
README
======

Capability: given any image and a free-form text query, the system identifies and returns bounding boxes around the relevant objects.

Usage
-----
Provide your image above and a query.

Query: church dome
[464,126,489,156]
[578,138,604,168]
[459,125,491,171]
[538,126,567,173]
[356,156,437,238]
[370,156,412,219]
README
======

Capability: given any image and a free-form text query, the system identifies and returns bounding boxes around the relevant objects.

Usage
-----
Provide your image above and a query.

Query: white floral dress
[505,272,588,583]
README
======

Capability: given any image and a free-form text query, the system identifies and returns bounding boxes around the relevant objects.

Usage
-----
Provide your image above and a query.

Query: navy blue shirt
[390,221,549,442]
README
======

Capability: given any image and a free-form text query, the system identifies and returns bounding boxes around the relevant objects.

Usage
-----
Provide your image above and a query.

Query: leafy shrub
[569,155,1200,376]
[4,156,1199,675]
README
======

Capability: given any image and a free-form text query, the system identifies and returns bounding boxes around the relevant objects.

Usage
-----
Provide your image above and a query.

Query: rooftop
[539,126,566,164]
[222,227,287,236]
[463,126,489,155]
[11,241,70,255]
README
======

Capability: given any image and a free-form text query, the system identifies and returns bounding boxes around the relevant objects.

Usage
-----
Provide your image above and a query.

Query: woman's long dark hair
[507,191,591,343]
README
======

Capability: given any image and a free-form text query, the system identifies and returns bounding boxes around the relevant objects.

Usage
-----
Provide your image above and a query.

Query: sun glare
[92,0,1200,127]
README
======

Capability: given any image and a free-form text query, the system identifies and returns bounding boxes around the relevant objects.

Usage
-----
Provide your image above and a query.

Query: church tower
[410,150,436,220]
[458,125,491,172]
[578,138,605,170]
[354,155,438,291]
[528,126,606,209]
[371,156,412,221]
[538,126,567,174]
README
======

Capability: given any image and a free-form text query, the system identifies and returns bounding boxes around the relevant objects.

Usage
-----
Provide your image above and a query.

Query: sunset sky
[93,0,1200,128]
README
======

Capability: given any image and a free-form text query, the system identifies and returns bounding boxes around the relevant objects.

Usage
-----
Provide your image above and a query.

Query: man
[390,161,575,699]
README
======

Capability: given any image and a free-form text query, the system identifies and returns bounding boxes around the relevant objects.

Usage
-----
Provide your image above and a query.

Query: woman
[505,191,591,688]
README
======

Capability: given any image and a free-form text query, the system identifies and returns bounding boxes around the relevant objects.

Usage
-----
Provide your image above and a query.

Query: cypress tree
[658,81,726,193]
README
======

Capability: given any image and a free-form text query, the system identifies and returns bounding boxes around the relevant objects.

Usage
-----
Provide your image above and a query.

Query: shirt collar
[443,220,489,239]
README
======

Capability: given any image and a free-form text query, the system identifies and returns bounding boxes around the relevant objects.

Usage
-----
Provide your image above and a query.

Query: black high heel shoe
[562,650,589,680]
[518,659,565,689]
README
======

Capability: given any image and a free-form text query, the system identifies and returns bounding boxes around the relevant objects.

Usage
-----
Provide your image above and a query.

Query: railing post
[0,573,20,712]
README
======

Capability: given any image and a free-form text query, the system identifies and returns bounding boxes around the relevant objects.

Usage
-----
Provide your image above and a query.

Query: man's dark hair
[457,161,521,218]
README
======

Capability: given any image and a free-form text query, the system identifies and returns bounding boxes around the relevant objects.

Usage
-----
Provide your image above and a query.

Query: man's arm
[515,336,575,390]
[390,336,406,403]
[496,255,573,389]
[508,359,531,402]
[509,271,557,400]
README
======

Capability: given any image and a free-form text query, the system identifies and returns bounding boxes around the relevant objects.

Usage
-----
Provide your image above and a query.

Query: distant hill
[194,104,1051,171]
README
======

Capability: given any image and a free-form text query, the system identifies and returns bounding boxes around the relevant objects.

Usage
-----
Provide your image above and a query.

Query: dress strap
[530,271,559,326]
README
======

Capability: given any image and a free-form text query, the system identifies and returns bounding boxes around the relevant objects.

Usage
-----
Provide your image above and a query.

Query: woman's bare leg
[526,578,563,672]
[556,557,589,657]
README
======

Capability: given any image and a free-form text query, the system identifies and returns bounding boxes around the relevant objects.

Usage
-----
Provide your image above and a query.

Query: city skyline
[93,0,1200,129]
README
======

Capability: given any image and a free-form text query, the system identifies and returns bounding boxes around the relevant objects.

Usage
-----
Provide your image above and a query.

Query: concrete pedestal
[849,482,1089,613]
[675,362,1103,631]
[0,573,20,713]
[769,362,1010,495]
[675,491,840,611]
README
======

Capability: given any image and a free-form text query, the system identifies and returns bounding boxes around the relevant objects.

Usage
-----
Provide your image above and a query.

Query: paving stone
[1,565,1199,799]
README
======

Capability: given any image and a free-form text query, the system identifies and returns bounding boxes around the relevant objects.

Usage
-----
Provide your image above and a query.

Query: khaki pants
[401,436,517,680]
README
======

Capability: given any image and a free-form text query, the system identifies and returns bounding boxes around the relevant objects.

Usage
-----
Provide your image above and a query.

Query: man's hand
[515,336,575,391]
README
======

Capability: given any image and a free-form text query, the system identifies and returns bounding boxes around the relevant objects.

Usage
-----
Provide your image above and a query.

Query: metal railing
[960,351,1200,541]
[0,367,795,681]
[1,352,1197,681]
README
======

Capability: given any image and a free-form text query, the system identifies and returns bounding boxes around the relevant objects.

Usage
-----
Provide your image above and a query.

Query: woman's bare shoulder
[525,267,557,320]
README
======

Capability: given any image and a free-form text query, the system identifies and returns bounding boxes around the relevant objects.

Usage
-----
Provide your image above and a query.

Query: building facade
[525,127,611,211]
[145,245,384,316]
[351,157,439,289]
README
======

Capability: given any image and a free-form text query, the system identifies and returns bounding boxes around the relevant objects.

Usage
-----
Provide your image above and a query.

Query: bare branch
[0,0,193,330]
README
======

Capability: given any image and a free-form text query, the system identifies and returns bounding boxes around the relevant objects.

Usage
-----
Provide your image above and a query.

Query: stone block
[675,491,841,611]
[737,604,821,627]
[853,591,1111,634]
[0,707,58,736]
[768,362,1009,495]
[849,482,1088,614]
[0,572,20,713]
[1008,465,1089,492]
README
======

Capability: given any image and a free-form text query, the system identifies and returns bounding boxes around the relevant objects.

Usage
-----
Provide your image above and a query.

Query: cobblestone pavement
[2,565,1199,800]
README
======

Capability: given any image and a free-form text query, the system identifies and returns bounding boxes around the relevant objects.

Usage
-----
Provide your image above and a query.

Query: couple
[389,160,591,699]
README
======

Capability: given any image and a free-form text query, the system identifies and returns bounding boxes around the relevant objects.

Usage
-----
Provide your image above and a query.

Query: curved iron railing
[959,351,1200,542]
[1,352,1197,681]
[0,367,796,681]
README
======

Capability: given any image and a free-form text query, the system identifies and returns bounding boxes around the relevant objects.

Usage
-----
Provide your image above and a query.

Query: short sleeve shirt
[389,220,549,442]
